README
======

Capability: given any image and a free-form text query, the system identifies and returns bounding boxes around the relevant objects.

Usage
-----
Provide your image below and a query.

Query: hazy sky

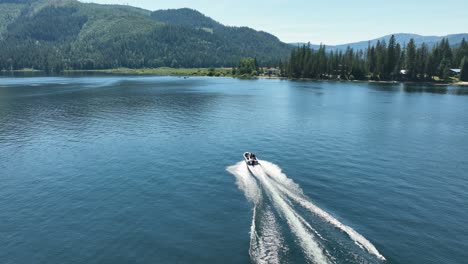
[81,0,468,44]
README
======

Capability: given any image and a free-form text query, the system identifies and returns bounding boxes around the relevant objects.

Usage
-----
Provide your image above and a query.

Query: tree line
[282,35,468,81]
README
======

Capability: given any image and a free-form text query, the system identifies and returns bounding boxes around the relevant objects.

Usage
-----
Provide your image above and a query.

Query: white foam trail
[260,160,304,194]
[227,162,282,264]
[249,206,283,264]
[249,166,331,264]
[227,162,261,204]
[260,160,386,261]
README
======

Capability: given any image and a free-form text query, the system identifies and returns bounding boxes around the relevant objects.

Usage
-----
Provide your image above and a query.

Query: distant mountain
[289,42,322,49]
[292,33,468,51]
[0,0,291,71]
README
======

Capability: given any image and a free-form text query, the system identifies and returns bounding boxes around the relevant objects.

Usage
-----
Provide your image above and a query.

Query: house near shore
[449,69,461,77]
[264,68,281,76]
[400,69,408,75]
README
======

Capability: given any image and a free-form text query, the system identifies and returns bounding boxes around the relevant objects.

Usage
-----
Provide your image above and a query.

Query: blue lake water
[0,76,467,264]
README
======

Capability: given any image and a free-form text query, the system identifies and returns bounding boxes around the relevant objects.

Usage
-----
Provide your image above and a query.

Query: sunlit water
[1,76,467,264]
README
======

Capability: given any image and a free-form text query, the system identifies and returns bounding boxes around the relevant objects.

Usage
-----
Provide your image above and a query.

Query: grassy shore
[0,68,42,73]
[65,67,233,76]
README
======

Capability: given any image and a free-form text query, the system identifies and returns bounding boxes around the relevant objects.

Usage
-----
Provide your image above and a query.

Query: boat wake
[227,160,385,264]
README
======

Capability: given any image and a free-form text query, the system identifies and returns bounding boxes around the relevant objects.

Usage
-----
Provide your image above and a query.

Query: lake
[1,76,467,264]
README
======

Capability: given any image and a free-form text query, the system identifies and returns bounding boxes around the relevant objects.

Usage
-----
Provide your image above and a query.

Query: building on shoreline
[449,69,461,77]
[264,68,281,76]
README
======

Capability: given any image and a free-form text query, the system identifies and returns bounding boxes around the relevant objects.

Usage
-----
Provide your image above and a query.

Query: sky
[81,0,468,45]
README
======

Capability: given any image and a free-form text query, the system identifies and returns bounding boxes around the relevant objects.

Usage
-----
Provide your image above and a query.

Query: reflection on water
[0,77,220,145]
[403,85,448,94]
[366,81,468,95]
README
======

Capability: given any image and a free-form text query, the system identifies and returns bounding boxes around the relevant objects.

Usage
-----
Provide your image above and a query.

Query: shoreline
[258,76,468,86]
[2,68,467,86]
[64,67,233,77]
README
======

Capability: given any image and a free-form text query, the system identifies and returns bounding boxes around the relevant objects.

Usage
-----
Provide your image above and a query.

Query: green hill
[151,8,222,30]
[0,0,291,72]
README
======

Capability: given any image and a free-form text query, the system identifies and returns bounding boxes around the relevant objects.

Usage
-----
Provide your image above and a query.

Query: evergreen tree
[415,43,429,79]
[460,56,468,81]
[455,38,468,67]
[406,39,417,80]
[438,58,451,80]
[394,43,402,76]
[375,40,386,79]
[366,44,377,77]
[386,35,396,79]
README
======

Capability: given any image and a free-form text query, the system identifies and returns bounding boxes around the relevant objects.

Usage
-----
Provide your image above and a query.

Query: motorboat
[244,152,259,166]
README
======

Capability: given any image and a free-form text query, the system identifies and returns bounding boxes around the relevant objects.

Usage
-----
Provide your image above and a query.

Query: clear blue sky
[81,0,468,45]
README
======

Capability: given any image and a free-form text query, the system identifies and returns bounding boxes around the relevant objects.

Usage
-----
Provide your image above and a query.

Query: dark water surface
[0,76,467,264]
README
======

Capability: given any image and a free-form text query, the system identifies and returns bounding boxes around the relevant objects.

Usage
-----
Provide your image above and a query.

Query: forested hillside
[0,0,292,72]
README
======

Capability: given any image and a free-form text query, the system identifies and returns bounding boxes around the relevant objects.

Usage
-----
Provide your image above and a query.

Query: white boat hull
[244,152,259,166]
